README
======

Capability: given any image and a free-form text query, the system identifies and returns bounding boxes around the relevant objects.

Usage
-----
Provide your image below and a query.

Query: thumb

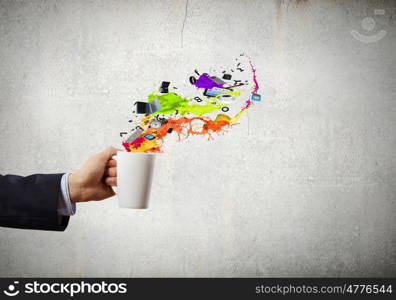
[100,146,121,160]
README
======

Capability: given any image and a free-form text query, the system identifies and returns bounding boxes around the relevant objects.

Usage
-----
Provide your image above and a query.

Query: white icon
[374,9,385,15]
[3,282,20,297]
[350,9,387,43]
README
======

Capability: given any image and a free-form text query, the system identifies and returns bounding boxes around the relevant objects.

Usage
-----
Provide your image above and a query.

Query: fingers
[103,147,119,187]
[105,176,117,186]
[106,159,117,168]
[105,167,117,177]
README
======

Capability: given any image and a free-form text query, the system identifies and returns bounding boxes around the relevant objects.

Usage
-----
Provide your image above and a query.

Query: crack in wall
[181,0,189,48]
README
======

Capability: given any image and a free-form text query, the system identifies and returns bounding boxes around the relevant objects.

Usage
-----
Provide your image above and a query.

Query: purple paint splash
[193,74,223,89]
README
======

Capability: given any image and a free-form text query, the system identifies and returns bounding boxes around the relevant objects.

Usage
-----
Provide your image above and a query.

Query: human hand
[68,146,120,203]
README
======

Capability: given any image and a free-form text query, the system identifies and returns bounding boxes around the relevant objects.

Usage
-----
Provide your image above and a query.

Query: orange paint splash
[124,115,234,153]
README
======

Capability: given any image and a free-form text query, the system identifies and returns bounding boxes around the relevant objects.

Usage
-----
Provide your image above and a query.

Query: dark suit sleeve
[0,173,69,231]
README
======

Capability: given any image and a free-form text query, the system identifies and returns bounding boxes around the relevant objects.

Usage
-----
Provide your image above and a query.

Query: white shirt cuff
[57,173,76,216]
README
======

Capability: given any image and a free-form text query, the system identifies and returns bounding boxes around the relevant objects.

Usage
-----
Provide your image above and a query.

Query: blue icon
[204,87,222,97]
[144,134,155,140]
[251,93,261,101]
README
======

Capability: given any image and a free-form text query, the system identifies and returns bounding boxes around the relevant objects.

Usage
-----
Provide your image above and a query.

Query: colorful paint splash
[147,93,223,116]
[120,55,261,153]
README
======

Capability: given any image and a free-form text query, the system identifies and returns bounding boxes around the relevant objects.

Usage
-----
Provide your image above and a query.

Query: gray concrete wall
[0,0,395,277]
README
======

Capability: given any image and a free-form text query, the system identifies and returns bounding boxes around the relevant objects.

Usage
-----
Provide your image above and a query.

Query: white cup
[115,151,156,209]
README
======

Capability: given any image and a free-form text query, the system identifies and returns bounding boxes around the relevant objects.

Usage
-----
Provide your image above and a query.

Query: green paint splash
[178,103,223,116]
[148,92,224,117]
[148,93,189,114]
[226,90,242,97]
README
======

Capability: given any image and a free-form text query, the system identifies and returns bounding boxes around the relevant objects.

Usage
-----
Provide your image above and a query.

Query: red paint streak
[241,61,260,110]
[122,142,131,152]
[249,60,259,93]
[131,137,145,149]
